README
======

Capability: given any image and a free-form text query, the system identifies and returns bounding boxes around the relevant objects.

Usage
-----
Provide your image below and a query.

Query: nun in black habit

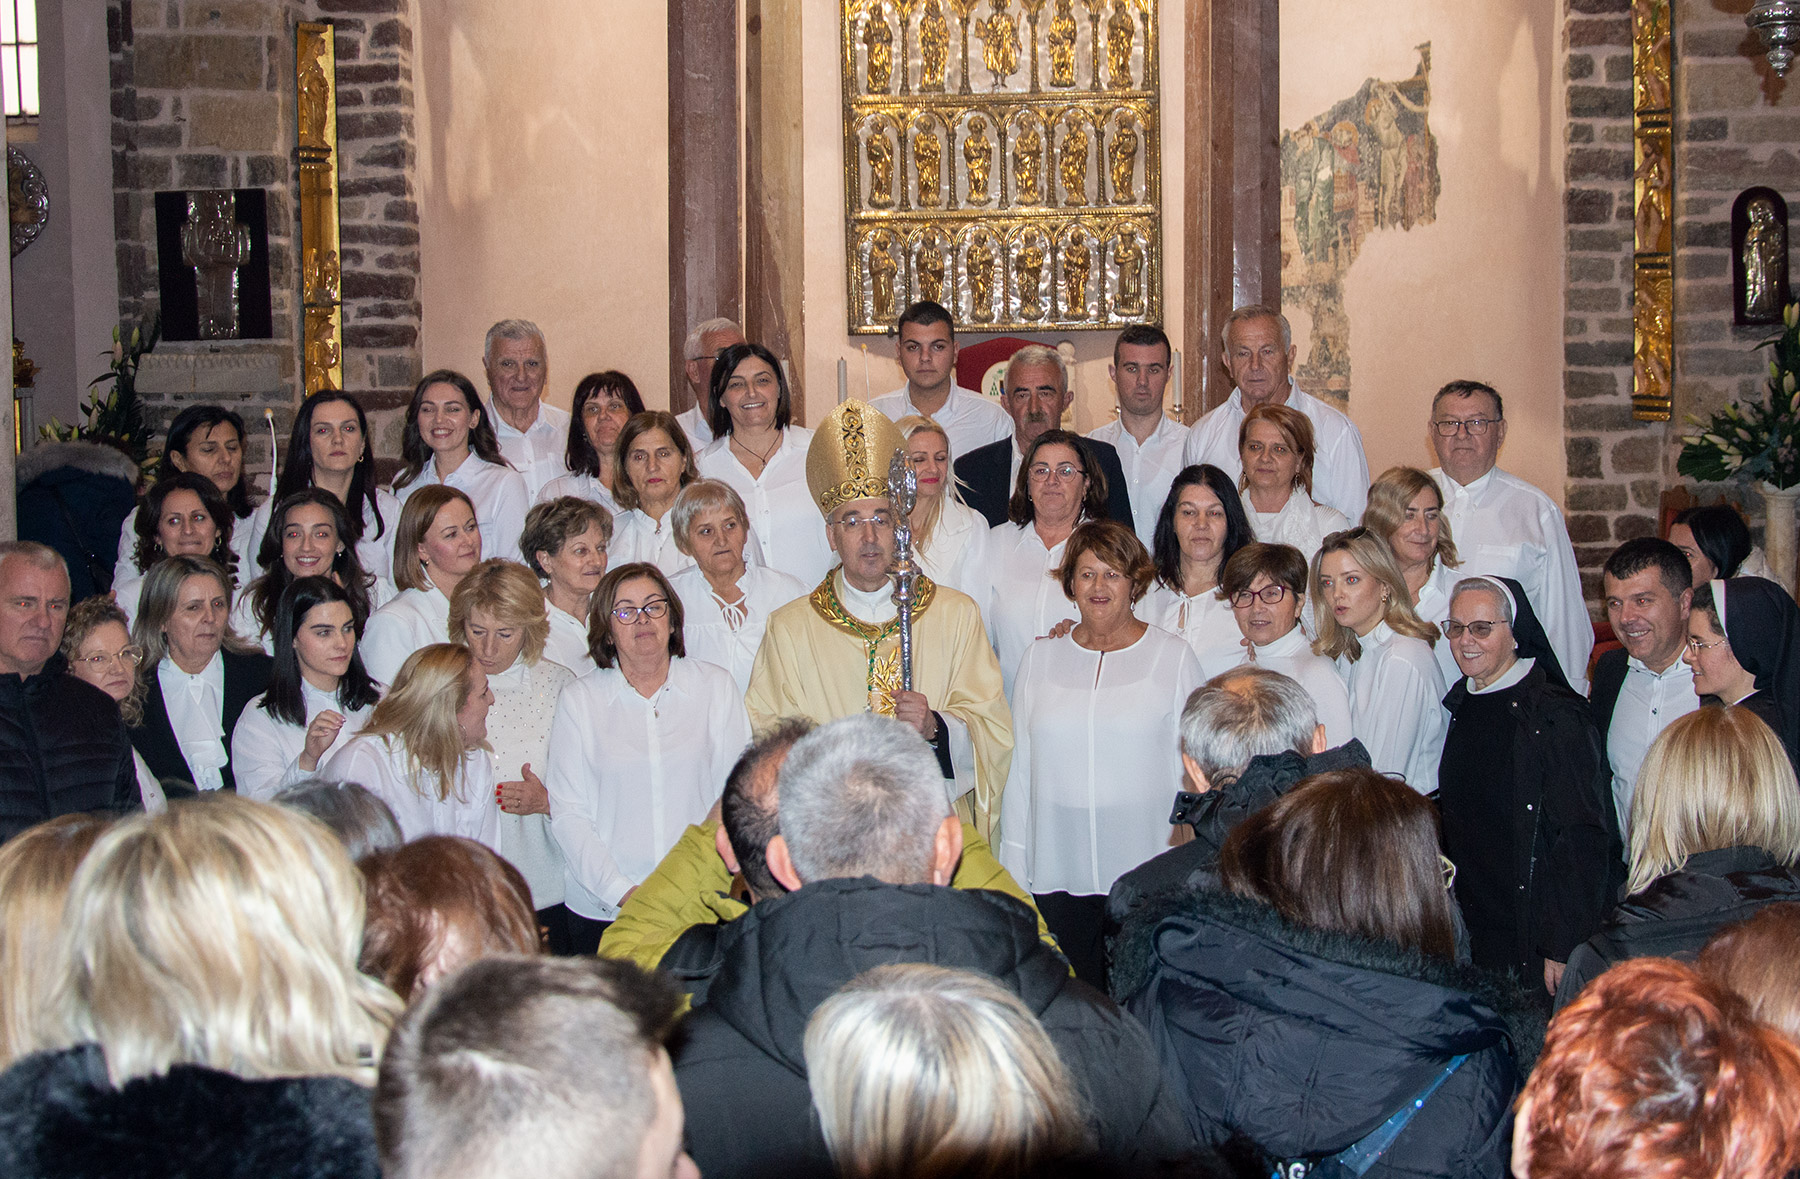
[1685,576,1800,772]
[1438,575,1625,1000]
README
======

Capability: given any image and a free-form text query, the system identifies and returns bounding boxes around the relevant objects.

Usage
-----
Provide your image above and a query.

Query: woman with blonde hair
[892,415,990,597]
[322,643,499,851]
[0,795,400,1177]
[667,479,804,693]
[803,963,1088,1179]
[1236,404,1348,564]
[0,814,109,1068]
[1312,527,1447,790]
[1557,705,1800,1007]
[448,559,577,952]
[1363,465,1461,685]
[61,597,165,812]
[361,485,482,685]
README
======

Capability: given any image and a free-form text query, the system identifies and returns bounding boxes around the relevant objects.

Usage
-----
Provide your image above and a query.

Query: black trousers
[1035,890,1110,990]
[561,909,612,957]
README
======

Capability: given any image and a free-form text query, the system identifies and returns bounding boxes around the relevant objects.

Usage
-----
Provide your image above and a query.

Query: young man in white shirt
[1429,379,1595,693]
[1183,304,1370,521]
[1592,538,1696,830]
[674,316,745,449]
[1087,323,1188,544]
[870,300,1012,461]
[483,318,570,499]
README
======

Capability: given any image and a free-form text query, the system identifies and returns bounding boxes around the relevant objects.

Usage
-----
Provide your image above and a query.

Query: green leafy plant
[1678,302,1800,490]
[38,317,159,467]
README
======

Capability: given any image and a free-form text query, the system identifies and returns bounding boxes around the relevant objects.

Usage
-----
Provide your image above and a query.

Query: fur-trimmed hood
[15,440,139,488]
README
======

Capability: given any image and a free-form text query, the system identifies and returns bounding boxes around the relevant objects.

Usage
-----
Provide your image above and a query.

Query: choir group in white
[107,309,1593,937]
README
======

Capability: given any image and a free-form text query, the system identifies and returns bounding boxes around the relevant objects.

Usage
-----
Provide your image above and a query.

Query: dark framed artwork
[1733,187,1790,326]
[154,188,273,341]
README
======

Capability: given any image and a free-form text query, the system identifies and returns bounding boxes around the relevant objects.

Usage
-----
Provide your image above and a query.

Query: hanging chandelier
[1749,0,1800,76]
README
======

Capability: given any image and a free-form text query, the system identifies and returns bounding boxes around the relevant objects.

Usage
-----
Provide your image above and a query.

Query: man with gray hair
[0,541,138,842]
[1182,304,1370,519]
[1104,666,1371,932]
[674,316,745,448]
[483,318,571,498]
[674,713,1188,1177]
[953,342,1134,527]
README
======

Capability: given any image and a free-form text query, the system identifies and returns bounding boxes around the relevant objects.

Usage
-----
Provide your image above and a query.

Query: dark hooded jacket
[0,654,139,844]
[672,877,1192,1179]
[1555,845,1800,1009]
[1114,889,1540,1179]
[0,1044,379,1179]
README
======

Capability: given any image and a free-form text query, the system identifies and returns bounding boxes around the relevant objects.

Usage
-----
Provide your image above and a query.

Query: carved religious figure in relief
[1048,0,1078,88]
[979,2,1021,87]
[1110,113,1138,203]
[1061,230,1090,318]
[867,128,896,208]
[182,191,254,340]
[1106,0,1134,89]
[298,43,331,148]
[918,243,946,304]
[1016,240,1046,320]
[969,236,998,322]
[1634,3,1671,112]
[864,4,894,94]
[914,122,943,207]
[1634,274,1671,406]
[919,0,950,92]
[1060,118,1089,207]
[1014,123,1044,204]
[870,231,899,321]
[1113,230,1143,315]
[1745,198,1788,321]
[1633,142,1669,255]
[963,116,994,204]
[304,307,341,394]
[303,247,340,305]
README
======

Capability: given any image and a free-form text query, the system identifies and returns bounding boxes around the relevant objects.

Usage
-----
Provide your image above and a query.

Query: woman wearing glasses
[1219,542,1351,747]
[60,597,165,812]
[1683,576,1800,772]
[1439,575,1622,995]
[981,430,1108,699]
[543,562,750,953]
[1237,404,1348,566]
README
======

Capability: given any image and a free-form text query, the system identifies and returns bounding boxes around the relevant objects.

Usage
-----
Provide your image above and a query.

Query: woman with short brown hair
[1237,404,1348,564]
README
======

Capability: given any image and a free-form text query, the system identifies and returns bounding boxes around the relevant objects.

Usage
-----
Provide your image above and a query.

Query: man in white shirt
[1087,323,1188,544]
[1429,379,1595,693]
[1183,304,1370,520]
[675,316,745,448]
[870,300,1012,461]
[1592,538,1697,830]
[483,318,570,499]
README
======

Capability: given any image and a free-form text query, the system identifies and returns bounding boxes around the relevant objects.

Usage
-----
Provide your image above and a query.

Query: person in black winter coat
[15,440,139,601]
[1439,576,1624,995]
[0,543,138,844]
[1117,768,1541,1179]
[1556,704,1800,1009]
[672,714,1191,1179]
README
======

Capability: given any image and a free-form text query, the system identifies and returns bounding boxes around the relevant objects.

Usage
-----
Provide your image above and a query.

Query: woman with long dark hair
[232,576,381,801]
[246,390,399,583]
[1141,464,1255,676]
[391,369,529,564]
[115,472,238,627]
[609,411,701,576]
[233,489,380,652]
[538,370,645,511]
[111,405,258,588]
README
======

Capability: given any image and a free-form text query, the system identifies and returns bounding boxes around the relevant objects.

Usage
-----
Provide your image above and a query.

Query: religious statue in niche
[919,0,950,91]
[979,1,1021,87]
[1107,0,1135,89]
[298,43,331,147]
[1113,228,1144,315]
[914,120,943,207]
[918,240,947,303]
[864,3,894,94]
[870,230,899,320]
[182,191,255,340]
[1014,120,1044,204]
[1016,237,1046,320]
[1060,117,1089,207]
[963,116,993,203]
[1110,113,1138,203]
[1048,0,1078,87]
[1734,187,1791,325]
[968,234,998,322]
[1060,230,1090,317]
[867,127,896,208]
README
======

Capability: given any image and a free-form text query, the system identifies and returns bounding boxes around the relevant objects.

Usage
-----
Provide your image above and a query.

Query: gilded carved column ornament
[296,22,343,397]
[1632,0,1674,422]
[843,0,1161,332]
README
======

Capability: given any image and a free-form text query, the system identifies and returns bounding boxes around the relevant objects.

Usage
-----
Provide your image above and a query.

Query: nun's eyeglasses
[1442,620,1507,640]
[1686,635,1729,652]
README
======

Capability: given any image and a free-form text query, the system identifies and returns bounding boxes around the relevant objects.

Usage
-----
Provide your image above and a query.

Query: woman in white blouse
[537,370,644,511]
[233,490,382,653]
[391,369,530,564]
[999,521,1202,987]
[232,577,380,800]
[1140,464,1257,677]
[983,430,1108,699]
[1238,403,1349,564]
[1312,527,1448,792]
[361,486,482,685]
[893,415,990,597]
[668,480,804,693]
[521,496,613,676]
[447,559,579,954]
[116,472,239,627]
[696,343,832,586]
[246,391,401,583]
[321,642,499,850]
[1363,465,1463,687]
[545,562,751,954]
[1220,542,1352,747]
[609,411,700,576]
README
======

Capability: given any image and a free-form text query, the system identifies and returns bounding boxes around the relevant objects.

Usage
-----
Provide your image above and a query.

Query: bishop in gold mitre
[745,400,1013,840]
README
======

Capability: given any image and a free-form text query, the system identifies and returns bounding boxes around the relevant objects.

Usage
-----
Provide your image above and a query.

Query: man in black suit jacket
[953,344,1133,527]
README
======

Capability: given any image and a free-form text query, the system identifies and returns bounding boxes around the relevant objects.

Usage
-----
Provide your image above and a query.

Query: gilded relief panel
[843,0,1161,333]
[1631,0,1673,422]
[297,21,343,396]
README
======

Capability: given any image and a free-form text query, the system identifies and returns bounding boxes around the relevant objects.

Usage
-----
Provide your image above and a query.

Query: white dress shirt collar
[1466,655,1535,695]
[836,569,898,624]
[1254,624,1312,659]
[159,651,228,791]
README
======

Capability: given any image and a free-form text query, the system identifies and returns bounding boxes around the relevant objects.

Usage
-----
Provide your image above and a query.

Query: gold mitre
[806,399,905,517]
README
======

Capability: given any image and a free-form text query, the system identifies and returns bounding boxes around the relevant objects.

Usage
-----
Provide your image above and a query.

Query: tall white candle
[838,357,848,404]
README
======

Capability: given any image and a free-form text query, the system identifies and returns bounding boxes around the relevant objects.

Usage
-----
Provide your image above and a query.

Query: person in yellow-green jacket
[599,717,1057,1000]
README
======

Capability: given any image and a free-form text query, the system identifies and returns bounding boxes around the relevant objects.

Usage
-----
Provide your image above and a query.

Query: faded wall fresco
[1279,45,1440,405]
